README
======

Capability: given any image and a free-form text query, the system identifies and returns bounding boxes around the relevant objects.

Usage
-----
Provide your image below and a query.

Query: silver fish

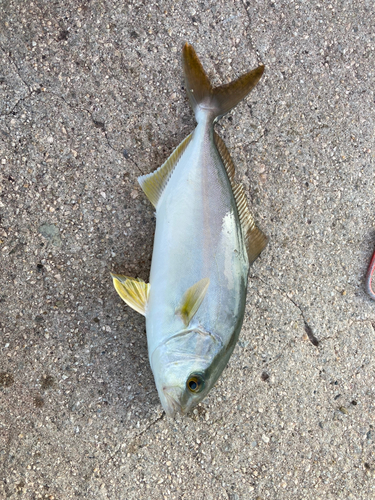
[111,43,267,417]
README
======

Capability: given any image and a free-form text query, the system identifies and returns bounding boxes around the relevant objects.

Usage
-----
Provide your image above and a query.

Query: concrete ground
[0,0,374,498]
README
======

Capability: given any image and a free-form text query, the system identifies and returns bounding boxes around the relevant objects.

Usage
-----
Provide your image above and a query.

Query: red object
[366,249,375,300]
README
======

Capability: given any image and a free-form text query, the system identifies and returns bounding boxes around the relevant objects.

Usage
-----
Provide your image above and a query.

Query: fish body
[112,44,267,417]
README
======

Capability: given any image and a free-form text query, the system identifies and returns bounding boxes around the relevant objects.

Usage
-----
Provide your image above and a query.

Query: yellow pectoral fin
[177,278,210,326]
[111,273,150,316]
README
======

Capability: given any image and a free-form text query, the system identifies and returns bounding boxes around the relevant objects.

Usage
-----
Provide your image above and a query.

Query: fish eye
[186,373,204,393]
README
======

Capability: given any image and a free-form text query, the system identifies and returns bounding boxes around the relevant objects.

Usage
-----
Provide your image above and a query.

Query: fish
[111,43,267,417]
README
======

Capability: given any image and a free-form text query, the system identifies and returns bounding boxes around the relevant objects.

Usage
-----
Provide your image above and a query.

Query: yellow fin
[212,65,265,118]
[111,273,150,316]
[138,133,192,208]
[214,132,235,184]
[177,278,210,326]
[233,184,268,263]
[182,43,264,120]
[214,132,268,264]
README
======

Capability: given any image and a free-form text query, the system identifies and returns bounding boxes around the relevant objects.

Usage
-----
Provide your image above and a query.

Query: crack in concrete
[0,45,145,175]
[128,156,145,176]
[239,2,281,149]
[241,1,263,67]
[103,411,165,467]
[0,89,38,118]
[0,45,37,118]
[48,92,146,176]
[254,274,319,347]
[264,338,294,368]
[255,274,375,350]
[0,82,146,176]
[303,320,319,346]
[47,92,146,175]
[135,411,165,438]
[0,45,32,93]
[48,92,119,149]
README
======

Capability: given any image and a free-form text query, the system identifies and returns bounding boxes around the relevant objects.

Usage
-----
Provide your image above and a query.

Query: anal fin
[111,273,150,316]
[177,278,210,326]
[232,183,268,264]
[138,133,192,208]
[214,132,268,264]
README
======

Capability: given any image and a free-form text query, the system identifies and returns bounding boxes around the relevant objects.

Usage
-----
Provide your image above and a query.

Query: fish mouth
[162,386,184,418]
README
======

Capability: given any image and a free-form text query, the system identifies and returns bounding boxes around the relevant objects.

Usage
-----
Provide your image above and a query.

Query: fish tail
[182,43,264,122]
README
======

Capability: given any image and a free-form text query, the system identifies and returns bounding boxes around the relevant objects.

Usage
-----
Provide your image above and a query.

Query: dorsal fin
[214,132,268,264]
[111,273,150,316]
[138,133,192,208]
[176,277,210,326]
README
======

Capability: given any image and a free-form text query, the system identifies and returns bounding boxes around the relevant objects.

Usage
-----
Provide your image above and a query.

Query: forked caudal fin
[182,42,264,122]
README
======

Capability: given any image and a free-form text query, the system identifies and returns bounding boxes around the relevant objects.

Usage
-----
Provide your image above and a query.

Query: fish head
[151,327,223,417]
[154,365,209,418]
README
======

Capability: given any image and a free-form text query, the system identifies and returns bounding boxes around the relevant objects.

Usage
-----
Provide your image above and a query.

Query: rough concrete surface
[0,0,374,499]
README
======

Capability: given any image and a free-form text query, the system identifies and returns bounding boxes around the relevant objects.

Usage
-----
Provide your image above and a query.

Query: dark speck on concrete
[41,375,55,390]
[34,395,45,408]
[93,120,105,131]
[0,372,14,387]
[57,29,69,41]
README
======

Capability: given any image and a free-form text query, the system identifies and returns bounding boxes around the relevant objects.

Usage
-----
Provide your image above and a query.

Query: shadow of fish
[111,43,267,417]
